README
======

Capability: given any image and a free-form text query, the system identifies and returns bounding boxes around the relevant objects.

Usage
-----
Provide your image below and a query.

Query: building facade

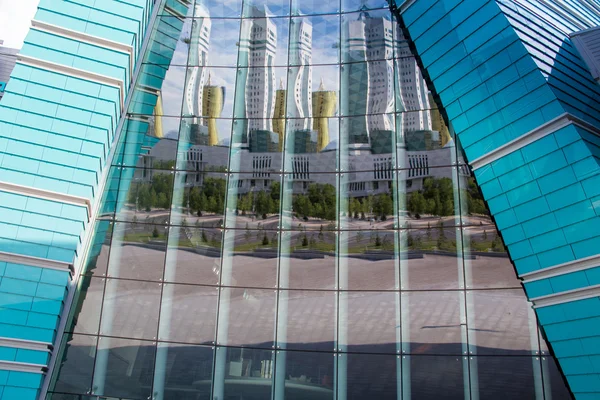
[0,0,598,399]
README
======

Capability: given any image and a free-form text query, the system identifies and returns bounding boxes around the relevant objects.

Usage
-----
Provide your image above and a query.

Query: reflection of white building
[287,18,313,133]
[183,4,211,119]
[365,17,395,133]
[238,6,277,132]
[166,144,458,197]
[395,30,432,133]
[342,11,396,147]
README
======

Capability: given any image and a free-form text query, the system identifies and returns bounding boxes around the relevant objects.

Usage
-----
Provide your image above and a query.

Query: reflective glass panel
[158,284,218,344]
[99,279,161,340]
[92,337,156,399]
[218,287,276,348]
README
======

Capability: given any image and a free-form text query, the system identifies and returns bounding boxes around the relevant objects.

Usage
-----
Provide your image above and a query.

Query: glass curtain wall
[47,0,571,399]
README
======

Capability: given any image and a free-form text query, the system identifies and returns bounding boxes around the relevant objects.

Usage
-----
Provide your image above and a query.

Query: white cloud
[0,0,40,48]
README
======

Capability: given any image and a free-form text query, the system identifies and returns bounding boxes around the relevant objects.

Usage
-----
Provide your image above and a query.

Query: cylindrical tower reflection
[312,79,337,152]
[202,80,225,146]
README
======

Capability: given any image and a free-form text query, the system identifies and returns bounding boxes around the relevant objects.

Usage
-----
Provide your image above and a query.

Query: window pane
[341,291,399,354]
[406,355,465,398]
[92,337,156,399]
[154,343,214,400]
[69,276,104,335]
[158,284,218,344]
[99,279,161,340]
[52,333,96,395]
[218,287,276,348]
[402,291,465,355]
[164,225,222,285]
[339,230,399,290]
[467,289,539,356]
[277,290,336,351]
[107,222,167,281]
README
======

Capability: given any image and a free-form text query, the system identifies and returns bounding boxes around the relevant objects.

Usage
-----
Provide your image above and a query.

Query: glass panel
[186,19,242,67]
[232,65,288,121]
[171,171,227,227]
[177,118,233,160]
[458,175,492,227]
[107,222,167,281]
[277,350,335,398]
[164,225,222,285]
[135,65,186,117]
[339,172,398,229]
[217,347,275,397]
[113,118,179,169]
[92,337,156,399]
[242,0,290,17]
[81,221,113,277]
[51,333,96,395]
[292,0,340,15]
[344,353,398,398]
[158,284,218,344]
[144,16,192,63]
[406,355,465,398]
[402,291,464,355]
[341,0,389,12]
[221,229,279,288]
[280,173,339,231]
[474,356,541,399]
[401,167,461,228]
[218,287,276,348]
[181,67,236,119]
[400,228,463,290]
[467,289,539,356]
[283,118,339,172]
[99,279,161,340]
[224,172,282,230]
[153,343,214,400]
[69,276,105,335]
[115,168,174,224]
[277,289,336,351]
[463,225,517,289]
[342,291,399,353]
[289,16,340,65]
[195,0,243,18]
[278,230,336,289]
[339,230,399,290]
[341,10,395,64]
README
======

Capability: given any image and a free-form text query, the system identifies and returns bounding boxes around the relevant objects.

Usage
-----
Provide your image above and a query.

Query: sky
[0,0,40,48]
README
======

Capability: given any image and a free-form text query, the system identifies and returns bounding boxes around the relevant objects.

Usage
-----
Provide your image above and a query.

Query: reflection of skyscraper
[342,10,395,146]
[237,6,277,134]
[202,76,225,146]
[287,18,312,133]
[273,78,286,151]
[365,17,395,133]
[342,12,369,145]
[312,79,337,152]
[183,4,211,119]
[395,29,431,133]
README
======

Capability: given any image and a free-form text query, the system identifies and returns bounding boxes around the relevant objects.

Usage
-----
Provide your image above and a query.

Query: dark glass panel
[92,337,156,399]
[52,333,96,395]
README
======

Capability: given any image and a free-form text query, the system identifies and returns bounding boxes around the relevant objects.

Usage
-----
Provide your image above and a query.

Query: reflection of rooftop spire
[207,72,211,86]
[279,77,284,90]
[318,77,325,91]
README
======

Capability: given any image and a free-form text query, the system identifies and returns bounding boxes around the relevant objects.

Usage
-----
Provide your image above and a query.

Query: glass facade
[37,0,574,399]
